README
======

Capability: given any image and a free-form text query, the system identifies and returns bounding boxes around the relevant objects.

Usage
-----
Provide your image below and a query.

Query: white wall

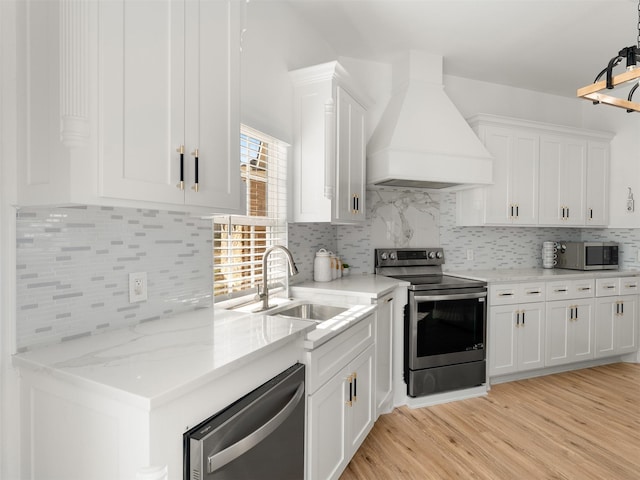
[240,0,337,143]
[1,0,21,477]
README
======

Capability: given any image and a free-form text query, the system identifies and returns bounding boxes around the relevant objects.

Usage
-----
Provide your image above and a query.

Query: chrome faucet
[257,245,299,310]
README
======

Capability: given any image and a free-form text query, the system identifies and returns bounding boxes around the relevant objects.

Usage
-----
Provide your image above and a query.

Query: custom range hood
[367,51,493,189]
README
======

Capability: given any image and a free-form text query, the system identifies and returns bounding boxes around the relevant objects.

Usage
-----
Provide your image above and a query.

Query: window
[213,126,288,300]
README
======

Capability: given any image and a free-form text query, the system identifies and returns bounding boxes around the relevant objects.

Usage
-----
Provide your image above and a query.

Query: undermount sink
[273,302,348,322]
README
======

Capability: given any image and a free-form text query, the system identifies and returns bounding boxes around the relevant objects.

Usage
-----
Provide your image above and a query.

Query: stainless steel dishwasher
[183,363,305,480]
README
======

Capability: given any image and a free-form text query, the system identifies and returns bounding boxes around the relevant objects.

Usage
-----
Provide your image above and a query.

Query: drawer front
[619,277,639,295]
[546,279,595,301]
[596,278,619,296]
[519,283,546,303]
[596,276,640,296]
[490,284,519,305]
[306,314,374,394]
[490,282,545,305]
[571,279,596,299]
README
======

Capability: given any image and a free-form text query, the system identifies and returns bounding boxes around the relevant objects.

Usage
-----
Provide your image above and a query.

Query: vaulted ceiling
[286,0,639,98]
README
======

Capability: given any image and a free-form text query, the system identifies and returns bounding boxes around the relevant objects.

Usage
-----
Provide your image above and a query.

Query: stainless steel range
[375,248,487,397]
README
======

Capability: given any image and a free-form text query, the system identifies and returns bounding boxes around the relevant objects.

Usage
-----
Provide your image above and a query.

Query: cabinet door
[100,0,186,204]
[346,345,375,457]
[307,372,348,480]
[562,139,587,225]
[375,295,393,416]
[489,305,518,376]
[510,132,539,224]
[585,141,609,226]
[518,303,545,371]
[481,127,538,225]
[617,296,638,354]
[595,297,616,357]
[335,86,366,223]
[572,299,594,361]
[545,300,571,366]
[539,135,587,226]
[183,0,240,211]
[482,126,513,224]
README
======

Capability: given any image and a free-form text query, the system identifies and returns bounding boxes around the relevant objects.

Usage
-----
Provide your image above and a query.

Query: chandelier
[577,1,640,112]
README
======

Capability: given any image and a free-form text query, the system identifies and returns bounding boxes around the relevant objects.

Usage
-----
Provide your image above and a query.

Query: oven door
[407,289,486,370]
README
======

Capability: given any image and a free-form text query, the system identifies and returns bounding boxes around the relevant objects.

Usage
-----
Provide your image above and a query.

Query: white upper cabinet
[478,124,538,225]
[585,141,610,226]
[100,0,240,211]
[290,62,369,224]
[538,135,587,226]
[456,115,612,228]
[17,0,241,213]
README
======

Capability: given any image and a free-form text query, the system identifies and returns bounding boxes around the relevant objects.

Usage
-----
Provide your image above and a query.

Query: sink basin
[273,303,348,322]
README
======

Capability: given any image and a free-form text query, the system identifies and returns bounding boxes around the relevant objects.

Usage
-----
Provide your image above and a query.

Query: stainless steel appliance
[183,363,305,480]
[375,248,487,397]
[556,241,619,270]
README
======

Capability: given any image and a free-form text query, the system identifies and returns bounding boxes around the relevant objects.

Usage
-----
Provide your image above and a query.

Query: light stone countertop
[12,308,316,410]
[446,268,640,283]
[9,274,417,412]
[291,273,409,299]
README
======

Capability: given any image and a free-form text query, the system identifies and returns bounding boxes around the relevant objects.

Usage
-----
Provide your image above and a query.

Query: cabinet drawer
[490,282,545,305]
[545,279,594,301]
[306,314,374,395]
[619,277,640,295]
[596,276,640,297]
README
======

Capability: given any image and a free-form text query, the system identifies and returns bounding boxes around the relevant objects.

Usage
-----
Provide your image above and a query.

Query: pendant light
[577,0,640,112]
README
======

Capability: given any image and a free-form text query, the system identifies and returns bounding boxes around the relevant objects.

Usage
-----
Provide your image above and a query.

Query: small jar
[313,248,333,282]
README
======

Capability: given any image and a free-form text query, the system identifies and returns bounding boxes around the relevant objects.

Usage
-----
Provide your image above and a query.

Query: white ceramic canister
[314,248,333,282]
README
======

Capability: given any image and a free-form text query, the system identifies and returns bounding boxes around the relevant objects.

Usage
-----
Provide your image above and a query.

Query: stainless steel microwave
[556,241,619,270]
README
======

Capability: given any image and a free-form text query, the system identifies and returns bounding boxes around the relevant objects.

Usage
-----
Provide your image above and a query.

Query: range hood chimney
[367,51,493,189]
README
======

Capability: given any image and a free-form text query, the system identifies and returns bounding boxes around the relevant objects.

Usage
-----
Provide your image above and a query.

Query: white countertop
[446,268,640,283]
[292,273,409,298]
[12,308,315,410]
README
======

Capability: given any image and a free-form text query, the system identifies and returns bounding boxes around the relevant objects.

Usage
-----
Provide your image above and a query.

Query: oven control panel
[375,248,444,267]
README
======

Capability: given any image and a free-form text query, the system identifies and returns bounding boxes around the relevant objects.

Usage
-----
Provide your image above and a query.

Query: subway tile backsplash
[16,206,212,351]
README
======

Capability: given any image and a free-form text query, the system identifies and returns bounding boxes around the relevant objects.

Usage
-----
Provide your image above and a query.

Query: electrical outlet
[129,272,148,303]
[466,249,474,261]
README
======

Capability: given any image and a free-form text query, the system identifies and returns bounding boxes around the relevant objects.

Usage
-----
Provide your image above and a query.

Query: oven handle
[412,292,487,302]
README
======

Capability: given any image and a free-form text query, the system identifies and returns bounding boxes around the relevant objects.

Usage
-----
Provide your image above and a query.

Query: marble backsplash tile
[16,206,212,351]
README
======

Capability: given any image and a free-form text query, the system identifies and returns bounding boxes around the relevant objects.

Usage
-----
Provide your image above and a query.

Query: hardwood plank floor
[340,363,640,480]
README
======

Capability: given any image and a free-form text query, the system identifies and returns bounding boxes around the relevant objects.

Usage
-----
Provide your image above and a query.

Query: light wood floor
[341,363,640,480]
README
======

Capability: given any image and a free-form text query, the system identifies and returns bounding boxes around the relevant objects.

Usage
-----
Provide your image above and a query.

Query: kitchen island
[13,308,316,479]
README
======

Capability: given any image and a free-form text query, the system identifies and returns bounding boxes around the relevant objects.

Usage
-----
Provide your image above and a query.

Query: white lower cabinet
[489,302,545,376]
[374,293,394,416]
[545,298,595,366]
[306,315,375,480]
[594,277,639,358]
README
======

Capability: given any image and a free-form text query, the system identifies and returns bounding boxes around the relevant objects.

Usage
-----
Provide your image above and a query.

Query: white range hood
[367,51,493,189]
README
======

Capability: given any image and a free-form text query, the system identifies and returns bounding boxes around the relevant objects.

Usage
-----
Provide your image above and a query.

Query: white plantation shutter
[213,126,288,299]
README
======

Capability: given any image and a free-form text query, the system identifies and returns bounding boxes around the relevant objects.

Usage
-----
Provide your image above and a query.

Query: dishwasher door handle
[207,381,305,473]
